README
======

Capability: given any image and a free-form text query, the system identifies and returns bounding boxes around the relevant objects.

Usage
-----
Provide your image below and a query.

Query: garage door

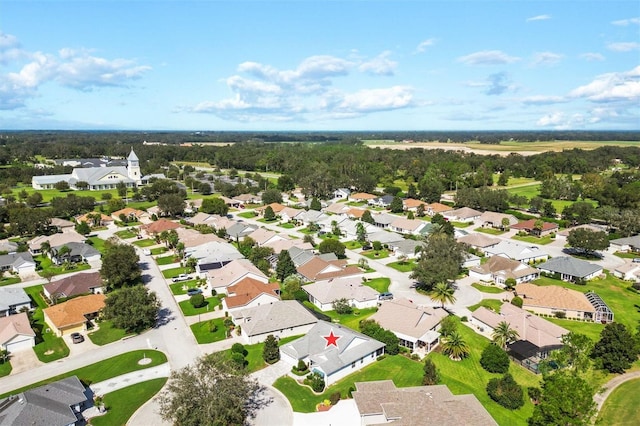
[5,336,34,353]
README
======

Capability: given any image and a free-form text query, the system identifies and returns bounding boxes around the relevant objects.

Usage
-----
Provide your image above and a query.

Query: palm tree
[441,331,470,361]
[40,241,51,258]
[429,282,457,308]
[492,321,520,350]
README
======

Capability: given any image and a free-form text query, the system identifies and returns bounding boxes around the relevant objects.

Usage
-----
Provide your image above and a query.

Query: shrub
[333,298,353,315]
[486,374,524,410]
[347,386,356,398]
[376,354,387,361]
[189,294,206,308]
[304,372,325,393]
[439,315,458,338]
[422,358,439,385]
[208,321,218,333]
[211,288,217,296]
[511,296,523,308]
[553,311,566,319]
[527,387,541,404]
[230,352,247,369]
[480,344,510,374]
[410,353,421,361]
[329,392,341,406]
[460,316,468,322]
[262,335,280,364]
[231,343,247,357]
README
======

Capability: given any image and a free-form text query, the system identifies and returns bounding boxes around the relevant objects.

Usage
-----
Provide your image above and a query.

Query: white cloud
[337,86,413,112]
[607,42,640,52]
[358,51,397,76]
[521,95,566,105]
[569,65,640,102]
[611,17,640,26]
[414,38,436,54]
[457,50,520,66]
[466,72,516,96]
[536,112,585,129]
[580,52,605,61]
[526,15,551,22]
[0,32,25,65]
[531,51,564,66]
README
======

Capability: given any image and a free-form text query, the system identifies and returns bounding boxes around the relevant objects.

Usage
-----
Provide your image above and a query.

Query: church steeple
[127,148,141,183]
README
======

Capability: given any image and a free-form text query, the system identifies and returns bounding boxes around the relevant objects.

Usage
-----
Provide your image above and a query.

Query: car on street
[71,332,84,344]
[633,258,640,263]
[172,274,192,282]
[187,288,203,296]
[378,292,394,301]
[142,248,151,256]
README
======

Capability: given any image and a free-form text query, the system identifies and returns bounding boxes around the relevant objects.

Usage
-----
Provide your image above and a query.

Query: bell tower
[127,148,141,184]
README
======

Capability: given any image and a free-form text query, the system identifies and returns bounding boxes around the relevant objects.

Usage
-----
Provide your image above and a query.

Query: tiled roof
[515,283,595,313]
[224,277,280,309]
[44,271,103,298]
[0,312,35,344]
[141,218,181,234]
[43,294,106,329]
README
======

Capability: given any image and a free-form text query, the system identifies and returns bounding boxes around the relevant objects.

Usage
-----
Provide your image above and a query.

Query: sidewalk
[90,363,171,396]
[593,370,640,412]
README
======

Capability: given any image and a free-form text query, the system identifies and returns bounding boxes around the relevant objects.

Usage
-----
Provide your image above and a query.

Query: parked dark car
[187,288,203,296]
[71,332,84,344]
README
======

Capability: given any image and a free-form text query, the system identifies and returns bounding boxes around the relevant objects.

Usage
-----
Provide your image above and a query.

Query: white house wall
[242,323,315,345]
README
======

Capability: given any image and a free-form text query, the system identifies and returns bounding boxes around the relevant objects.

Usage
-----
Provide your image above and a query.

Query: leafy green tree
[561,201,595,226]
[497,170,509,186]
[103,285,160,333]
[281,275,303,301]
[310,197,321,211]
[116,182,128,198]
[190,294,206,308]
[261,188,283,205]
[504,278,516,290]
[441,331,470,361]
[355,222,367,243]
[439,315,458,338]
[361,209,374,224]
[390,196,404,213]
[158,193,186,217]
[75,181,89,191]
[528,371,596,426]
[158,353,266,426]
[277,175,295,192]
[591,322,639,373]
[410,232,465,292]
[75,220,91,235]
[492,321,519,350]
[480,344,510,373]
[264,206,276,221]
[332,298,353,314]
[359,319,400,355]
[487,373,524,410]
[547,332,593,374]
[542,201,556,218]
[262,335,280,364]
[26,192,43,207]
[200,197,229,215]
[422,358,439,385]
[54,180,70,191]
[318,239,346,258]
[276,250,296,281]
[429,282,456,308]
[100,241,141,290]
[567,228,609,255]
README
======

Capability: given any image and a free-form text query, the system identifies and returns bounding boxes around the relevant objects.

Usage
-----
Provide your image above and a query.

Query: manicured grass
[86,236,107,254]
[7,185,120,203]
[162,266,192,278]
[533,272,640,331]
[344,240,363,250]
[363,277,390,293]
[0,361,12,377]
[468,299,504,312]
[0,350,167,398]
[511,234,555,245]
[474,227,506,235]
[114,229,137,239]
[386,259,415,272]
[190,318,227,344]
[546,317,605,342]
[24,285,70,362]
[169,280,199,295]
[614,251,638,259]
[156,254,180,265]
[88,320,131,346]
[91,378,167,426]
[452,221,472,228]
[278,222,295,229]
[150,246,168,255]
[132,238,157,247]
[471,283,506,294]
[0,276,21,286]
[36,255,90,277]
[361,249,390,260]
[219,335,302,373]
[597,378,640,426]
[303,302,377,332]
[178,296,221,316]
[237,211,257,219]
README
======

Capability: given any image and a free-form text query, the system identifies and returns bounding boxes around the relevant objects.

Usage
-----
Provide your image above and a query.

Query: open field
[365,140,639,156]
[597,378,640,425]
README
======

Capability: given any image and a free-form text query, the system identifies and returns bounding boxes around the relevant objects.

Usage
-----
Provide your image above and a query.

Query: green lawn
[169,280,199,295]
[597,378,640,426]
[178,297,221,316]
[511,234,555,245]
[86,236,108,254]
[344,240,363,250]
[91,378,167,426]
[190,318,228,344]
[36,255,90,277]
[114,229,137,239]
[219,335,302,373]
[237,211,257,219]
[363,277,391,293]
[88,320,131,345]
[614,251,639,260]
[546,317,605,342]
[0,276,21,286]
[156,254,180,265]
[0,350,167,398]
[278,222,295,229]
[386,259,415,272]
[452,221,472,228]
[7,185,121,203]
[303,302,377,331]
[471,283,506,294]
[24,285,70,362]
[468,299,504,312]
[0,361,12,377]
[132,238,157,247]
[162,266,192,278]
[474,227,507,236]
[533,273,640,331]
[150,246,168,255]
[361,249,390,260]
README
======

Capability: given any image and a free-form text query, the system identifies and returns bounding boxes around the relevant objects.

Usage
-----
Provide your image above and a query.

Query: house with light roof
[484,240,549,263]
[207,258,268,292]
[303,276,378,311]
[0,312,36,353]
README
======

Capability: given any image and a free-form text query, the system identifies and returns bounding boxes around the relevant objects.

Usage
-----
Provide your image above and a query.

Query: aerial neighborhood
[0,132,639,425]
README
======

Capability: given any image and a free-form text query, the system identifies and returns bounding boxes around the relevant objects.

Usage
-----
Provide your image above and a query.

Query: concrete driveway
[8,348,42,375]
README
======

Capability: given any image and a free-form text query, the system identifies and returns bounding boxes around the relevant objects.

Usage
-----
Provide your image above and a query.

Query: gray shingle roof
[0,288,30,311]
[537,256,602,279]
[233,300,317,337]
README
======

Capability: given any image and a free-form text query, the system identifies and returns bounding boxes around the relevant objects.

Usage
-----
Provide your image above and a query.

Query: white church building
[32,149,143,191]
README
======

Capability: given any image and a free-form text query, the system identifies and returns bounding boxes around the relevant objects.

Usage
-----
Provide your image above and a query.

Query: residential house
[612,260,640,282]
[371,213,396,229]
[370,298,448,355]
[478,211,518,229]
[471,303,568,373]
[233,193,262,205]
[221,277,280,311]
[50,218,75,232]
[387,239,425,259]
[50,242,100,265]
[323,203,349,215]
[537,256,603,282]
[515,283,613,323]
[28,231,85,255]
[43,272,104,300]
[368,194,394,208]
[469,255,539,286]
[340,219,377,241]
[280,321,385,386]
[185,212,219,227]
[425,202,453,216]
[175,227,225,248]
[457,233,500,252]
[463,253,482,268]
[185,241,244,274]
[316,215,349,235]
[279,207,304,223]
[303,276,378,311]
[255,202,286,217]
[349,192,377,203]
[0,239,18,254]
[0,252,37,276]
[110,207,149,223]
[333,188,351,199]
[231,300,318,344]
[353,380,497,426]
[264,238,313,255]
[367,231,404,246]
[609,235,640,253]
[556,224,606,239]
[184,198,203,214]
[226,222,258,241]
[219,196,241,208]
[75,212,113,227]
[43,294,106,336]
[0,376,88,426]
[140,218,181,236]
[484,240,550,263]
[389,217,429,236]
[247,228,290,247]
[512,219,559,237]
[0,312,36,353]
[402,198,428,212]
[207,258,268,292]
[0,288,31,317]
[346,208,366,220]
[443,206,482,223]
[296,209,328,227]
[297,257,362,282]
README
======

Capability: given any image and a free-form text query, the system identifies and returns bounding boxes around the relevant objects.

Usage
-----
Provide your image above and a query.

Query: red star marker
[323,330,341,348]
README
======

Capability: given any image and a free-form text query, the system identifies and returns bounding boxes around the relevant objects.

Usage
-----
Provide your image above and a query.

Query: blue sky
[1,0,638,130]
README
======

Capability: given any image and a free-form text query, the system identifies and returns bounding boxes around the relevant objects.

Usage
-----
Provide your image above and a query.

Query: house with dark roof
[0,376,88,425]
[231,300,318,344]
[537,256,602,282]
[512,219,559,237]
[50,242,100,266]
[609,235,640,253]
[43,272,104,300]
[0,312,36,353]
[184,241,243,274]
[0,288,31,317]
[280,321,385,386]
[353,380,497,426]
[0,253,36,277]
[368,194,394,208]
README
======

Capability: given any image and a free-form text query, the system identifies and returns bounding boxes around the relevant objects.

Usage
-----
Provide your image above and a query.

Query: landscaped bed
[190,318,228,344]
[178,297,221,316]
[90,378,167,426]
[386,259,415,272]
[36,256,90,277]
